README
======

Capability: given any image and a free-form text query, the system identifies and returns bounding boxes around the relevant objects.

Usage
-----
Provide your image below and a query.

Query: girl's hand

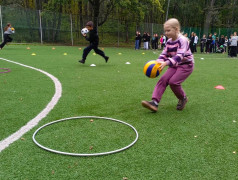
[159,61,167,70]
[83,33,87,37]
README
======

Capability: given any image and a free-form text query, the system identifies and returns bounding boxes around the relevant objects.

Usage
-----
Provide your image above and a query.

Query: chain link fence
[1,5,238,47]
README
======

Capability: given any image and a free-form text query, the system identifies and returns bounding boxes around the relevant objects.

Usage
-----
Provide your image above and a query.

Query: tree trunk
[79,1,83,29]
[203,0,215,35]
[231,0,237,27]
[125,20,129,43]
[93,0,100,26]
[24,1,34,41]
[54,5,63,41]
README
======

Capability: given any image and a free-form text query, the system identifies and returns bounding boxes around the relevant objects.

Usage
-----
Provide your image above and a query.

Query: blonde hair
[164,18,181,32]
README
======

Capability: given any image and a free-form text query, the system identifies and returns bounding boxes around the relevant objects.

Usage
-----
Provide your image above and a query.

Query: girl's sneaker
[176,97,188,110]
[141,100,158,112]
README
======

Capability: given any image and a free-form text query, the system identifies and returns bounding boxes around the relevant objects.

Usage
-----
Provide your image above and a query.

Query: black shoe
[176,97,188,110]
[141,100,158,112]
[79,59,85,64]
[105,56,109,63]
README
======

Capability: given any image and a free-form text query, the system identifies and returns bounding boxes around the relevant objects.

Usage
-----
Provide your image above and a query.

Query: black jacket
[85,27,99,45]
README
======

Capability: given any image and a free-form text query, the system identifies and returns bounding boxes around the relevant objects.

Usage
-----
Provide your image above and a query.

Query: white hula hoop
[32,116,139,156]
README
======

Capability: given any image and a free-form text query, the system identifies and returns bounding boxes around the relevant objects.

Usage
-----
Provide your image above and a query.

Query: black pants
[190,43,194,53]
[0,34,12,49]
[82,43,106,60]
[193,44,197,52]
[151,41,156,49]
[210,44,213,53]
[228,46,231,56]
[205,44,210,53]
[200,43,205,53]
[230,46,237,57]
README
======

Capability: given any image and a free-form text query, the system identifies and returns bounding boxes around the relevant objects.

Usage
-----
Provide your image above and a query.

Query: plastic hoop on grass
[0,68,11,73]
[32,116,139,156]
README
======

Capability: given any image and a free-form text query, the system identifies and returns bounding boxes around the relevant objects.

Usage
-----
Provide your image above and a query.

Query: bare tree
[88,0,118,26]
[203,0,216,35]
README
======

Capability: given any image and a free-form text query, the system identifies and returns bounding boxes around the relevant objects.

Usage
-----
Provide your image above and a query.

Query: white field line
[0,58,62,152]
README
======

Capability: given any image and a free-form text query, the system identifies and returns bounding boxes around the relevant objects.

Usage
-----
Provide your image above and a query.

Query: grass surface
[0,45,238,179]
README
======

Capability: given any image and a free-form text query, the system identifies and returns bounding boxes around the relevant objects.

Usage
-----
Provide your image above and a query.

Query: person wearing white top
[193,33,198,53]
[229,33,238,57]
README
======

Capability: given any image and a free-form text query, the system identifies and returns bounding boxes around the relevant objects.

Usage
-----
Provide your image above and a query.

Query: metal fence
[1,5,238,47]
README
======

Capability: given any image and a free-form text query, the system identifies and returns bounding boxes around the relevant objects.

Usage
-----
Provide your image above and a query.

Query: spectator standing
[230,33,238,57]
[155,34,159,49]
[224,36,228,53]
[193,33,198,53]
[135,31,141,50]
[139,32,142,49]
[189,32,194,53]
[212,32,217,53]
[215,37,219,52]
[200,34,206,53]
[147,33,151,49]
[159,35,163,49]
[184,33,189,41]
[162,34,166,49]
[219,35,225,46]
[151,34,156,50]
[235,32,238,53]
[206,34,212,53]
[228,36,232,56]
[142,32,148,50]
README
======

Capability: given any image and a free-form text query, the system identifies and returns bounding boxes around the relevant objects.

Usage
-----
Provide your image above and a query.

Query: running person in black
[0,23,15,50]
[79,21,109,64]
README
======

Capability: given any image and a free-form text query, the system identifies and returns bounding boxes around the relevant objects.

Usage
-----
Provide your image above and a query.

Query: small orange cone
[215,85,225,90]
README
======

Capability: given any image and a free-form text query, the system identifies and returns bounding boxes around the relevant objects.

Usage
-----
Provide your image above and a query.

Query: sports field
[0,45,238,179]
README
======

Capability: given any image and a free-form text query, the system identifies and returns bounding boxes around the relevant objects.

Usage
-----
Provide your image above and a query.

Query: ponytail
[4,23,11,31]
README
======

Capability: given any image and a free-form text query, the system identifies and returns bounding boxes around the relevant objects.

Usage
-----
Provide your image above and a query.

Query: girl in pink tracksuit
[142,18,194,112]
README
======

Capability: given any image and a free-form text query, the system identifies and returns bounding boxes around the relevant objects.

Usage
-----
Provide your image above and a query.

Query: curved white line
[0,58,62,152]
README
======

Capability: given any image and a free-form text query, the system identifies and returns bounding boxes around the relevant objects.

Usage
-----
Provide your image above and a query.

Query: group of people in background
[192,32,226,54]
[135,31,166,50]
[136,30,238,58]
[196,31,238,57]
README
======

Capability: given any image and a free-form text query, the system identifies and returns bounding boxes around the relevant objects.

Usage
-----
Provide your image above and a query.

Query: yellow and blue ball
[143,60,162,78]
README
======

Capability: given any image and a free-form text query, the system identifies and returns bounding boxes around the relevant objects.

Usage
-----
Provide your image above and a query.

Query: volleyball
[11,27,15,31]
[143,60,162,78]
[81,28,89,35]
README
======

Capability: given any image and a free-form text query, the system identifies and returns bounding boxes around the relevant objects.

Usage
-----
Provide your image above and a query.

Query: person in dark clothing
[151,34,156,50]
[206,34,212,53]
[147,33,151,49]
[200,34,206,53]
[218,35,225,47]
[0,23,15,49]
[155,34,159,49]
[142,32,148,49]
[138,32,142,49]
[189,32,194,53]
[135,31,140,50]
[224,36,228,53]
[79,21,109,64]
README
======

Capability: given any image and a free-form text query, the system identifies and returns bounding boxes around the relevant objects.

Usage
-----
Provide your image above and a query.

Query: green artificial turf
[0,45,238,179]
